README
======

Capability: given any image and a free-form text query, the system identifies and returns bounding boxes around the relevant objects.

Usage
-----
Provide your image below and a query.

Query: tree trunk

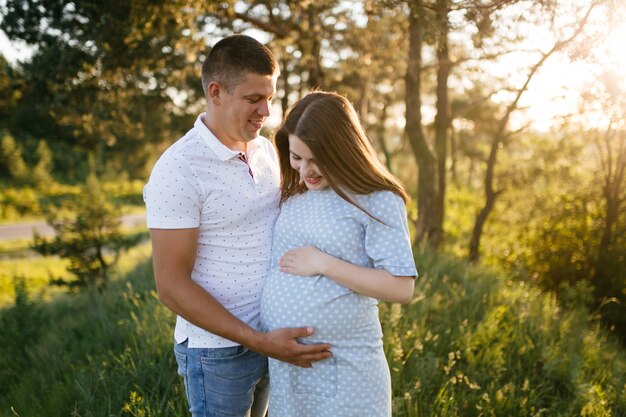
[405,0,438,245]
[468,139,501,261]
[305,8,324,89]
[378,95,394,173]
[595,127,625,283]
[450,127,457,182]
[433,0,451,247]
[356,71,370,122]
[280,58,291,118]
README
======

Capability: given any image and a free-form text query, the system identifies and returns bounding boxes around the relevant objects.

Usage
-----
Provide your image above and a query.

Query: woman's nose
[299,162,311,176]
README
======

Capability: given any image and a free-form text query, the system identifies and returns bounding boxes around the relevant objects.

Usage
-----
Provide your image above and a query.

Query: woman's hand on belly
[280,246,415,304]
[279,246,330,277]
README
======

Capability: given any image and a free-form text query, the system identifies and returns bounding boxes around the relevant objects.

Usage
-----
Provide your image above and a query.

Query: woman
[260,91,417,416]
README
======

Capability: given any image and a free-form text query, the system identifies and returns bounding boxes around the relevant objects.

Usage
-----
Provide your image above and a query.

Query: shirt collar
[194,113,257,161]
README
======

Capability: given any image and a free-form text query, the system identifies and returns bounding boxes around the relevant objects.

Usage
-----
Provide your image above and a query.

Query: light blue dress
[260,189,417,417]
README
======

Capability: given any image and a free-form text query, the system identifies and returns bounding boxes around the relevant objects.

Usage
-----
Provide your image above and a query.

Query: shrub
[32,171,142,289]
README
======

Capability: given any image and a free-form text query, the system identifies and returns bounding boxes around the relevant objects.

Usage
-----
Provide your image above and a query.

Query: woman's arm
[279,246,415,304]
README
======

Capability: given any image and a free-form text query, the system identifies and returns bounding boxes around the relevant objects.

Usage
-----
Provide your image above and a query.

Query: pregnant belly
[260,271,382,345]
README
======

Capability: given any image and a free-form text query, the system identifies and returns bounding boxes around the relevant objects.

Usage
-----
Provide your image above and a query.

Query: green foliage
[32,139,54,187]
[0,54,22,132]
[31,171,142,289]
[0,244,187,416]
[445,129,626,342]
[0,178,145,222]
[0,249,70,306]
[0,131,29,184]
[1,0,205,179]
[0,135,54,188]
[0,246,624,416]
[0,186,41,220]
[0,277,43,398]
[383,249,626,417]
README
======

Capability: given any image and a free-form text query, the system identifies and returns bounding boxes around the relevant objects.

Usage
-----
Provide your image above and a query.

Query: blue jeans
[174,340,269,417]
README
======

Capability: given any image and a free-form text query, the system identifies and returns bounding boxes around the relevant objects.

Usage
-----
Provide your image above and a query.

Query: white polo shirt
[144,113,281,348]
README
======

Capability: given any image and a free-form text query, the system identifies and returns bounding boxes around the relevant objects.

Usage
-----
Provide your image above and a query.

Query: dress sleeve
[364,191,418,278]
[143,153,203,229]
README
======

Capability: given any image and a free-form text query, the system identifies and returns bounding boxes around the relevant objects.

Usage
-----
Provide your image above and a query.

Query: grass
[0,226,148,306]
[0,244,624,416]
[0,237,71,305]
[0,256,71,306]
[0,242,187,417]
[383,248,626,416]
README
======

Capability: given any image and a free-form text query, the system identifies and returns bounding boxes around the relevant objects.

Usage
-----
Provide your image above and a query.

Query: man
[144,35,331,417]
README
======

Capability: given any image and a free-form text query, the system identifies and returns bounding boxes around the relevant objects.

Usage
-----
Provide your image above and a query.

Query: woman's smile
[288,134,329,190]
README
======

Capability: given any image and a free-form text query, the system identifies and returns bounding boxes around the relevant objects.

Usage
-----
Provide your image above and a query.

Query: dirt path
[0,213,146,241]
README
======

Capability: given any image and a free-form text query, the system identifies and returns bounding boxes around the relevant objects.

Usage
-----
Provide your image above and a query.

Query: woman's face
[288,134,329,190]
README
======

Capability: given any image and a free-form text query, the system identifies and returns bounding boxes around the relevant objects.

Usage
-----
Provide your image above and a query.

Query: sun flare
[604,22,626,83]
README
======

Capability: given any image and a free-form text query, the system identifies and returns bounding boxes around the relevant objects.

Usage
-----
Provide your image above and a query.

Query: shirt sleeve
[143,152,203,229]
[363,191,418,278]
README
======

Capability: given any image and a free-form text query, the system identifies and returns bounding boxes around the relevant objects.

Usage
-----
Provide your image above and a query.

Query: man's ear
[207,81,221,105]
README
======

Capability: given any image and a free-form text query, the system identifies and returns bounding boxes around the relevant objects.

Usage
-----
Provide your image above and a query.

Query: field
[1,242,624,416]
[3,1,626,415]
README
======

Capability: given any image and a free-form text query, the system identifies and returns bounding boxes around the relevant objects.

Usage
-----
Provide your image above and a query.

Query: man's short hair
[201,34,279,96]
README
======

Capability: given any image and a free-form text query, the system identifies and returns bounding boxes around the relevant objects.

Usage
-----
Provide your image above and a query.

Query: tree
[467,0,604,261]
[0,54,22,129]
[405,0,439,246]
[403,0,534,247]
[586,69,626,338]
[1,0,208,179]
[32,139,53,187]
[32,168,142,289]
[339,1,408,175]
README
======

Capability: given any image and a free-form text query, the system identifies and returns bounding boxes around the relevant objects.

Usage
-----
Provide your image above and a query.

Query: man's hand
[252,326,332,368]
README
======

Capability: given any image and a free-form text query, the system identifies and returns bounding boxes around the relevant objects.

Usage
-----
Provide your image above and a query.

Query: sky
[0,20,34,64]
[0,30,27,64]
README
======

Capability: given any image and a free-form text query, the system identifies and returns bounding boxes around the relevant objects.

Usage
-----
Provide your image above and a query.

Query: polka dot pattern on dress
[260,188,417,417]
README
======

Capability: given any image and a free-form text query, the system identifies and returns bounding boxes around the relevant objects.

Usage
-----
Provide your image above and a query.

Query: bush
[0,186,41,219]
[0,131,29,184]
[32,172,142,289]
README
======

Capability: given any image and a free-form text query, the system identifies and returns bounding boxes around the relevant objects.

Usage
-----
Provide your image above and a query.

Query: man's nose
[257,99,271,117]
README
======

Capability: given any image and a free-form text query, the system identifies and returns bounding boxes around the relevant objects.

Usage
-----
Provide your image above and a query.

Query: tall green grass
[0,244,186,416]
[0,245,624,416]
[384,248,626,416]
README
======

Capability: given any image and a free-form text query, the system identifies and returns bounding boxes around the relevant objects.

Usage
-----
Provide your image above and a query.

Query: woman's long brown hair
[274,91,409,218]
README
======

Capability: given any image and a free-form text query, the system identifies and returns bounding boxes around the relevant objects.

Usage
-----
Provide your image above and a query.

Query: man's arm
[150,228,332,367]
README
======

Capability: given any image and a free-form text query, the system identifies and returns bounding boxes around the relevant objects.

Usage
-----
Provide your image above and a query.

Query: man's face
[211,72,277,150]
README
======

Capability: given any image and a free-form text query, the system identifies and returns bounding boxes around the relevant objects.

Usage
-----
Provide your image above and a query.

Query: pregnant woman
[260,91,417,416]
